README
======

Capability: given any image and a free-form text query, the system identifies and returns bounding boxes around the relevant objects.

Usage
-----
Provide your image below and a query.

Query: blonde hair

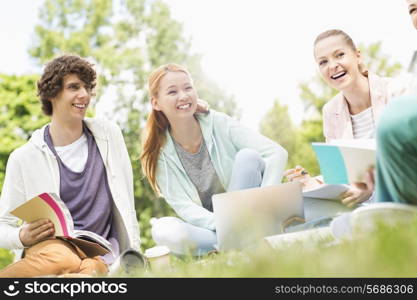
[140,63,191,194]
[314,29,368,76]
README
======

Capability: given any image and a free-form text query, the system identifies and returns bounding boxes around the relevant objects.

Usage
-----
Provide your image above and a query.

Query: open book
[10,193,113,257]
[311,140,376,184]
[302,184,349,200]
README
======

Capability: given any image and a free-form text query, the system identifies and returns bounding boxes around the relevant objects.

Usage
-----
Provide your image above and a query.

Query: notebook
[212,182,304,251]
[312,140,376,184]
[302,184,349,200]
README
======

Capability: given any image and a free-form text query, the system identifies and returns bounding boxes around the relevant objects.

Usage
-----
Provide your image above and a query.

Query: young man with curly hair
[0,55,140,277]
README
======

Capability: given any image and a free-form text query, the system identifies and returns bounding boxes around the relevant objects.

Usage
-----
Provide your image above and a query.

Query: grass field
[2,219,417,278]
[115,219,417,278]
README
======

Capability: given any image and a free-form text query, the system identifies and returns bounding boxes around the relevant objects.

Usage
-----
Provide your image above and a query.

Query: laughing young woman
[140,63,288,255]
[285,29,417,207]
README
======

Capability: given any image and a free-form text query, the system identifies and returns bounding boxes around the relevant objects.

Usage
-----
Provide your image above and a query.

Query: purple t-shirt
[44,124,119,264]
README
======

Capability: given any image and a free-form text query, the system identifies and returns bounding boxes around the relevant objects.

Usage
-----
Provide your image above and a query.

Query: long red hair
[140,63,191,194]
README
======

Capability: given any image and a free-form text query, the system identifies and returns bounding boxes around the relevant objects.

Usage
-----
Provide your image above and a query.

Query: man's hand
[19,219,55,247]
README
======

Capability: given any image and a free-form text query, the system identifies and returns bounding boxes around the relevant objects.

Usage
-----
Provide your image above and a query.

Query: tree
[360,41,402,78]
[259,100,321,175]
[28,0,238,249]
[187,57,240,118]
[0,74,49,190]
[260,100,296,161]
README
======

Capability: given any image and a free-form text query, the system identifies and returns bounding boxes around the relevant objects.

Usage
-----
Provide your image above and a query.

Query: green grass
[115,219,417,278]
[2,220,417,277]
[0,248,14,269]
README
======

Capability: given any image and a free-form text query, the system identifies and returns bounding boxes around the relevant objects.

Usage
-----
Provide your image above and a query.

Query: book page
[328,139,376,150]
[303,184,349,200]
[339,147,375,182]
[10,193,113,258]
[10,193,70,237]
[73,229,113,253]
[312,143,376,184]
[58,237,110,257]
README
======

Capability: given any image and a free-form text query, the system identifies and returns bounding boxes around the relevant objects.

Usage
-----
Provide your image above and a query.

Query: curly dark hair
[37,55,97,115]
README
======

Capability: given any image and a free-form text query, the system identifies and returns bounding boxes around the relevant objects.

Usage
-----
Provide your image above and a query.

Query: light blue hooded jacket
[156,110,288,230]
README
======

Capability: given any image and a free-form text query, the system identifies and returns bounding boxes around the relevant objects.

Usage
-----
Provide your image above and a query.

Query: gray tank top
[173,137,225,212]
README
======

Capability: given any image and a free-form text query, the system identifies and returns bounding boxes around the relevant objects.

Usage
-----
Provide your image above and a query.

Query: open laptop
[212,181,304,251]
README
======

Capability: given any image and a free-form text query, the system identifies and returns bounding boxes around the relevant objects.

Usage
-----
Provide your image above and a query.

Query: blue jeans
[151,149,266,255]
